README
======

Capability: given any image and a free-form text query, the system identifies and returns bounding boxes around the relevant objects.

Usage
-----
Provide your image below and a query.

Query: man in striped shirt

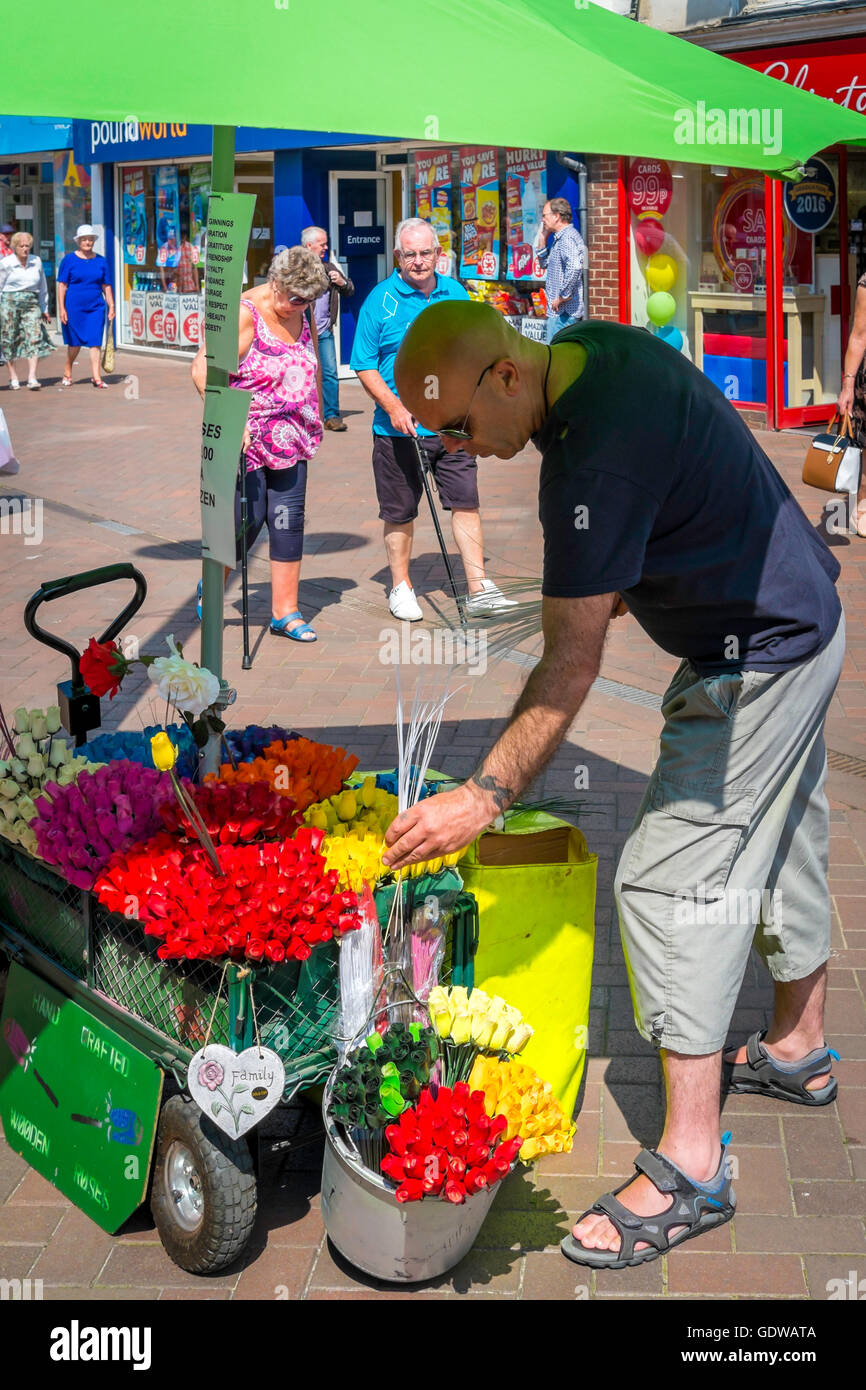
[535,197,587,336]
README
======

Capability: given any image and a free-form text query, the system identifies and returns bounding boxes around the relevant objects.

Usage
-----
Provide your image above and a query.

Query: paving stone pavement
[1,350,864,1300]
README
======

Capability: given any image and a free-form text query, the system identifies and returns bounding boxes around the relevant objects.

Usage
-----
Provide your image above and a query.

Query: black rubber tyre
[150,1094,257,1274]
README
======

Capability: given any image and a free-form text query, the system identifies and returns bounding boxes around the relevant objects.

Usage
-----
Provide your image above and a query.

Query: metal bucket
[321,1103,503,1284]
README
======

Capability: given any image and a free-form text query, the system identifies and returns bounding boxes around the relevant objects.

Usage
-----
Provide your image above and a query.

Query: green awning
[6,1,866,176]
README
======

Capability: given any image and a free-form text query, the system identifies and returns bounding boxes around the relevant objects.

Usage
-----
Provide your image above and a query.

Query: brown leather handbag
[802,411,861,493]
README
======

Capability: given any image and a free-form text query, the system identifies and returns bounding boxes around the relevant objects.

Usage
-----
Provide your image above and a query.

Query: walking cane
[238,450,252,670]
[411,436,467,627]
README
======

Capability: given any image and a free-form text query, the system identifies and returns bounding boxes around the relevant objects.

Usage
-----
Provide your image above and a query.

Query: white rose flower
[147,635,221,717]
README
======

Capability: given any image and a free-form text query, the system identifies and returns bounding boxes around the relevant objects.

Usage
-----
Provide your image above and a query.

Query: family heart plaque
[187,1044,285,1138]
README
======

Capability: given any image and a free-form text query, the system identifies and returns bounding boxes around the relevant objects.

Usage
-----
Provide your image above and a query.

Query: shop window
[119,161,209,352]
[409,148,552,337]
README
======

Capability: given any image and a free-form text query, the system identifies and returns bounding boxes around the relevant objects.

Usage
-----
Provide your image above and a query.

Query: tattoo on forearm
[471,772,515,814]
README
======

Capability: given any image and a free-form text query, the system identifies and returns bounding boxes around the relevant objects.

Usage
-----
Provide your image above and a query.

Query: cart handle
[24,563,147,687]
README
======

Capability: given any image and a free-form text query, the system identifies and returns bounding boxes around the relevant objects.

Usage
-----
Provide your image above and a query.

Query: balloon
[646,291,676,328]
[634,218,665,256]
[646,253,678,293]
[657,323,683,352]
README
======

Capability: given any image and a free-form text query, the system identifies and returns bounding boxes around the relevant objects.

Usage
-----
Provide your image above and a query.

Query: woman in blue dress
[57,225,115,389]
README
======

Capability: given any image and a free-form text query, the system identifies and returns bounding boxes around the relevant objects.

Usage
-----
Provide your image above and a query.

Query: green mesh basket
[0,842,341,1095]
[0,839,89,978]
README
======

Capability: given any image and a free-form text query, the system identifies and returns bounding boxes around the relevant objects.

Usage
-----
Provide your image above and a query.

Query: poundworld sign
[73,119,211,163]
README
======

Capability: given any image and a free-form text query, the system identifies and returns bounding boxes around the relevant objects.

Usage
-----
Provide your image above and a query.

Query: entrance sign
[201,384,251,570]
[203,191,255,373]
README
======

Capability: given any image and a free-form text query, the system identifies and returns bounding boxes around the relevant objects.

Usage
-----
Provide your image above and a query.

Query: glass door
[329,171,391,370]
[771,153,843,429]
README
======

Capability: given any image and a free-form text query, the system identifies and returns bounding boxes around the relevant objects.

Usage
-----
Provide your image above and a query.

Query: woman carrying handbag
[837,271,866,535]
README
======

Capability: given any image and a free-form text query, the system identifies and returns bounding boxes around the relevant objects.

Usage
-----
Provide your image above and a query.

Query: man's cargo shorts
[614,612,845,1055]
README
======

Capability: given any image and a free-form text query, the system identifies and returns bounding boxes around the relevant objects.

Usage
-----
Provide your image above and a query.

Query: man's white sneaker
[389,581,423,622]
[466,580,519,615]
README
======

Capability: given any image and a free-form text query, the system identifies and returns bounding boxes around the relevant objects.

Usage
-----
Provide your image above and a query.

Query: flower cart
[0,564,478,1275]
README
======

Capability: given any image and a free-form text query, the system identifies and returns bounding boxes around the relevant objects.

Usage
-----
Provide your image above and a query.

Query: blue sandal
[270,611,317,642]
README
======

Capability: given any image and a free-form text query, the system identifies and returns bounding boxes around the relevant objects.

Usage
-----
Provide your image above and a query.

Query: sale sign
[162,293,180,345]
[459,146,500,280]
[128,290,146,342]
[505,149,547,281]
[180,293,202,347]
[415,150,453,269]
[145,291,164,343]
[627,159,673,218]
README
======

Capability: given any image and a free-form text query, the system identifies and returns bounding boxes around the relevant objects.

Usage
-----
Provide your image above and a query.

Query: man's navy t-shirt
[535,322,841,674]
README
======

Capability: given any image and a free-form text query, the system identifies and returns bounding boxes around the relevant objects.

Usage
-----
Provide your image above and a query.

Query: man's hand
[388,401,417,436]
[383,783,491,870]
[328,267,346,287]
[551,296,565,313]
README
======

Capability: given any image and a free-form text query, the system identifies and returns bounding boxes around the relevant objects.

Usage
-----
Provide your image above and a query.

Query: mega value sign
[735,36,866,111]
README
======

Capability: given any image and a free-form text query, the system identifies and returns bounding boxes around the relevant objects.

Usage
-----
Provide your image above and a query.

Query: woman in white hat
[0,230,52,389]
[57,225,114,388]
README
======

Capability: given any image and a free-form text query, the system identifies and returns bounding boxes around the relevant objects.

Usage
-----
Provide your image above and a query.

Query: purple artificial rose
[197,1059,225,1092]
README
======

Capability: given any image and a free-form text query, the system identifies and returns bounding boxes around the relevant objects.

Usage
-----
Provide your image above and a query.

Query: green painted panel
[0,963,163,1233]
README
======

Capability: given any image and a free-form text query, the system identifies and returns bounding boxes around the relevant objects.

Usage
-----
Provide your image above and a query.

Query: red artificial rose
[79,637,127,700]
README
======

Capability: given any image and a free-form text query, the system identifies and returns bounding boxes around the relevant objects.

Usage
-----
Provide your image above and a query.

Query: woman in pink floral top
[193,246,329,640]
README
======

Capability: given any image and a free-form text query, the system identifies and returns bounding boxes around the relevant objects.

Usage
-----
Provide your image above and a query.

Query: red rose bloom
[79,638,127,700]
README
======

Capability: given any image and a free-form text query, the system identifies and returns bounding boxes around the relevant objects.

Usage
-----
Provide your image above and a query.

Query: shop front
[0,118,83,317]
[72,120,585,369]
[618,35,866,429]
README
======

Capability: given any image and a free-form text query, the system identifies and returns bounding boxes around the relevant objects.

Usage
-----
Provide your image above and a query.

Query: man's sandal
[560,1135,736,1270]
[723,1029,839,1107]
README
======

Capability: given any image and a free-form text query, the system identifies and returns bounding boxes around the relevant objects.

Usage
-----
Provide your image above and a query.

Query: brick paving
[1,348,865,1300]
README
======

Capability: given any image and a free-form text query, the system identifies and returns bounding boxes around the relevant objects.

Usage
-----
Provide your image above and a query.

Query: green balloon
[646,291,676,328]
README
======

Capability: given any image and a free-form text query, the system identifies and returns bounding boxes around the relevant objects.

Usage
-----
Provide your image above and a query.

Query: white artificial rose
[147,635,220,717]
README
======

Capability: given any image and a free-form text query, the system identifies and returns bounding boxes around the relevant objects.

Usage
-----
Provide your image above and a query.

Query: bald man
[383,299,844,1272]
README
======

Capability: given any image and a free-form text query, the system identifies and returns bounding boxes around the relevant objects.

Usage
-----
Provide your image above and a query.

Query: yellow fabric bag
[458,809,597,1119]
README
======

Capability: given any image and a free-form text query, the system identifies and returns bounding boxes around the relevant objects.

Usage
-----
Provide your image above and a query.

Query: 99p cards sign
[459,147,500,280]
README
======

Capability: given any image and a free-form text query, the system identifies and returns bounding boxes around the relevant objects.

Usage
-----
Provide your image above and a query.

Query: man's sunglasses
[438,362,496,441]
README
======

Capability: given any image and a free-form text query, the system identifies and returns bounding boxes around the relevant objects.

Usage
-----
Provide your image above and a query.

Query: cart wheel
[150,1094,257,1275]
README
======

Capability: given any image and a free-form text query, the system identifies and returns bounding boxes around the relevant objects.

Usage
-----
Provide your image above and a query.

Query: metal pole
[412,437,467,627]
[239,451,252,670]
[200,124,236,773]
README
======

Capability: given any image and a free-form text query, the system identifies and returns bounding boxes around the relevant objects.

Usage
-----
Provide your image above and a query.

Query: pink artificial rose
[197,1059,225,1092]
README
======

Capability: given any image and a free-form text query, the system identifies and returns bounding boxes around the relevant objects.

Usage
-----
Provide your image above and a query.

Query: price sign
[135,245,145,265]
[627,159,673,218]
[733,260,755,293]
[479,250,498,277]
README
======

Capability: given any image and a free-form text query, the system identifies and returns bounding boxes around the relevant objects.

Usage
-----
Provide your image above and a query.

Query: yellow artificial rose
[450,1011,473,1046]
[489,1018,513,1052]
[506,1022,534,1054]
[427,986,450,1016]
[432,1011,453,1039]
[450,986,469,1014]
[150,731,177,772]
[467,988,490,1015]
[470,1016,496,1048]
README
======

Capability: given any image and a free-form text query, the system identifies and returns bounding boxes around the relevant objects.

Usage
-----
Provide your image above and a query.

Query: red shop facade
[612,35,866,429]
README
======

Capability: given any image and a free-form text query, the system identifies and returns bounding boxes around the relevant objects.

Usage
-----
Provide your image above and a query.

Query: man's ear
[493,358,521,397]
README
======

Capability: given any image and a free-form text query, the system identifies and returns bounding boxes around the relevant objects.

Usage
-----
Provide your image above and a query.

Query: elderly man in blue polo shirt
[351,217,515,621]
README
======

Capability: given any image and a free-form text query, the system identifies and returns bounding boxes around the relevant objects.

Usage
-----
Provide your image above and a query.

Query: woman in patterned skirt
[839,272,866,536]
[192,246,329,640]
[0,232,52,390]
